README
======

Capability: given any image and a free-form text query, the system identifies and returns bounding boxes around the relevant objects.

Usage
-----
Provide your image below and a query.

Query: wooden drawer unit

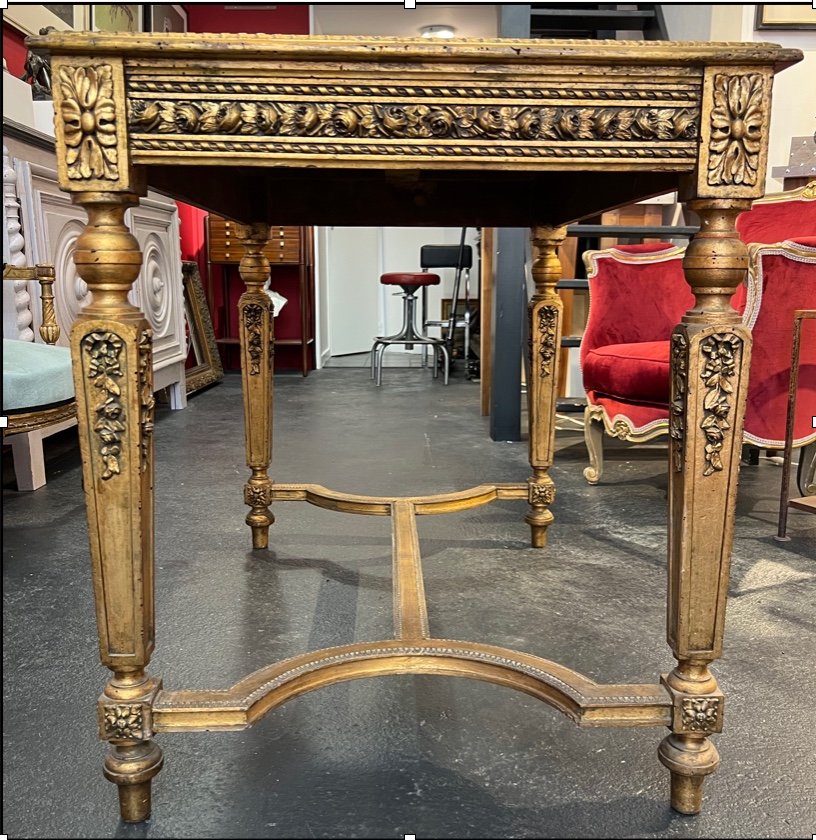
[207,216,314,376]
[208,216,300,264]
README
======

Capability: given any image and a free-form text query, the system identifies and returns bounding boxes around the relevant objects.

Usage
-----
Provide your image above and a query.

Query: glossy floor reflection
[3,370,814,839]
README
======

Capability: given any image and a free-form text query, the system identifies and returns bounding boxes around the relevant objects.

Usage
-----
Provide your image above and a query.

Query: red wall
[3,23,29,79]
[183,3,309,35]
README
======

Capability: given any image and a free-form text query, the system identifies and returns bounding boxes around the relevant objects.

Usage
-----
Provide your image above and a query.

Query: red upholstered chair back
[736,182,816,244]
[743,237,816,447]
[581,243,692,363]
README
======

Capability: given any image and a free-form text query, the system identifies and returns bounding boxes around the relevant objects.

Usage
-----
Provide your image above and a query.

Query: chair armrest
[3,264,60,345]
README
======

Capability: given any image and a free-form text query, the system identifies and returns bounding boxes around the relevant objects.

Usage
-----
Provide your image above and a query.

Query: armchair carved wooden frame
[2,263,77,488]
[29,30,801,823]
[581,182,816,487]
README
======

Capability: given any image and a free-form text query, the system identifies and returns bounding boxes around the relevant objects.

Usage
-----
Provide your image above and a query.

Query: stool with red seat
[370,272,450,386]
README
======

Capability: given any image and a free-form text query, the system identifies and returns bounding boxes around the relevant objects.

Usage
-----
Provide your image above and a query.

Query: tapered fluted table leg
[236,223,275,549]
[72,191,163,822]
[658,198,753,814]
[526,226,567,547]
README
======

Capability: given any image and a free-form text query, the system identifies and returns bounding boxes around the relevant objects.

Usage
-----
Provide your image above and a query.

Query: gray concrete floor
[3,370,814,839]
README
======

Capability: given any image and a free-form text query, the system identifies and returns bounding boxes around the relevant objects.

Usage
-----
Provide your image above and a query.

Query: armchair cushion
[583,340,670,405]
[3,339,74,412]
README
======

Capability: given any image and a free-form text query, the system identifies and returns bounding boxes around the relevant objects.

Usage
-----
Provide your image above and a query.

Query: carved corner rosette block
[51,56,137,194]
[528,480,556,507]
[244,483,274,508]
[697,66,773,199]
[661,674,724,734]
[98,678,163,742]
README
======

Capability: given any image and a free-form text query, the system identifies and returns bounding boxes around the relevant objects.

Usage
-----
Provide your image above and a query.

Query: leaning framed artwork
[89,4,143,33]
[755,4,816,29]
[182,261,224,395]
[144,4,188,33]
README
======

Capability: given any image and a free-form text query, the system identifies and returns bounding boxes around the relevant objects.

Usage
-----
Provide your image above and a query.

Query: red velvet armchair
[581,183,816,484]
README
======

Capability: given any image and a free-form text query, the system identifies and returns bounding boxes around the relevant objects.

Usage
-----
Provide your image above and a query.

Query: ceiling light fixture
[419,24,456,39]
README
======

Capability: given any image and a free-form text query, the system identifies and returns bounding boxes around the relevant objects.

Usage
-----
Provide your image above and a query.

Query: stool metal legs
[371,287,449,386]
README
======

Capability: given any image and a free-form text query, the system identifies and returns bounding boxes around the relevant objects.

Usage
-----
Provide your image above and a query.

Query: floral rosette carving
[529,482,556,506]
[708,74,764,187]
[681,697,719,732]
[59,64,119,181]
[700,334,741,476]
[130,98,699,144]
[83,331,125,480]
[104,704,144,740]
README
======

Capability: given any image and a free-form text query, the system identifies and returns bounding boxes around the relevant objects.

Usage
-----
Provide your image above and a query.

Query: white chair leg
[583,407,605,485]
[9,430,47,491]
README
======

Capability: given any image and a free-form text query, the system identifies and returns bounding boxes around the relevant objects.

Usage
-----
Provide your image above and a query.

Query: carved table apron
[29,31,801,822]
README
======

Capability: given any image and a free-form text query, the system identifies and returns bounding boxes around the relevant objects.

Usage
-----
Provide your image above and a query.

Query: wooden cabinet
[206,215,314,376]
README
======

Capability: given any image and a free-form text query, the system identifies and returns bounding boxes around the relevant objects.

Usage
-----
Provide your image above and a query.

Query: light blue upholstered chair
[2,264,76,490]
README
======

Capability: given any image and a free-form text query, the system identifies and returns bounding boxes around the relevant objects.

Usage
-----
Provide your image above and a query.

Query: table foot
[658,733,719,815]
[526,475,554,548]
[103,741,164,823]
[525,512,552,548]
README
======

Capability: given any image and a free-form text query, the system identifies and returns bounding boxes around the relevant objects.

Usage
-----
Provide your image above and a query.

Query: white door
[326,226,381,356]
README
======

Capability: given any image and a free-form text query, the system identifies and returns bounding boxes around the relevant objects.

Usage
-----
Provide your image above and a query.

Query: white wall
[321,226,479,360]
[711,4,816,191]
[661,4,713,41]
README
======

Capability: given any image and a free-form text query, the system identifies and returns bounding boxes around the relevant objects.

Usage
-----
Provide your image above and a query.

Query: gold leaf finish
[28,29,800,823]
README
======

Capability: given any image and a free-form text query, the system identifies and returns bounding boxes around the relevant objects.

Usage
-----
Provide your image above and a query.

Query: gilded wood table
[29,31,801,823]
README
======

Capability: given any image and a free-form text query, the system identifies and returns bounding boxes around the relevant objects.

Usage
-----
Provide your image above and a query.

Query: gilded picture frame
[755,4,816,30]
[182,261,224,395]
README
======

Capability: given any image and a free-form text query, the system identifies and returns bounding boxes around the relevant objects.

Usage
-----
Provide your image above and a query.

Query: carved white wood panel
[126,195,186,372]
[14,153,186,387]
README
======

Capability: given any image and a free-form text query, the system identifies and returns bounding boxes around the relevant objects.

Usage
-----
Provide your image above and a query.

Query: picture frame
[144,4,188,34]
[755,4,816,30]
[182,261,224,395]
[89,4,143,33]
